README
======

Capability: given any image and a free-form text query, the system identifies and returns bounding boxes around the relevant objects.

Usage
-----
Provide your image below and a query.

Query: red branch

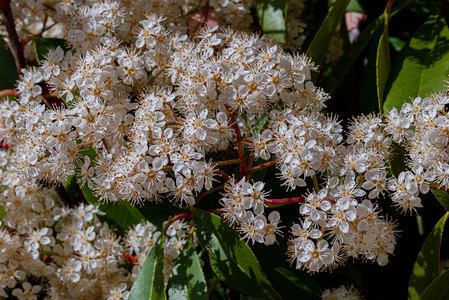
[248,160,279,173]
[162,213,192,235]
[264,197,306,205]
[430,185,449,191]
[225,105,247,177]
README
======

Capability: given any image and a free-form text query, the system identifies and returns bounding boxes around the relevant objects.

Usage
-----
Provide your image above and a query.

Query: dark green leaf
[384,13,449,112]
[168,239,208,300]
[270,267,321,299]
[306,0,350,72]
[431,189,449,211]
[0,204,6,220]
[129,236,166,300]
[376,12,391,114]
[191,208,282,300]
[34,38,69,61]
[421,269,449,300]
[409,212,449,298]
[0,37,18,89]
[256,0,288,43]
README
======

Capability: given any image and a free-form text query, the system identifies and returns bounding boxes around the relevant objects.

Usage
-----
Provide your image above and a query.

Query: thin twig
[0,0,25,74]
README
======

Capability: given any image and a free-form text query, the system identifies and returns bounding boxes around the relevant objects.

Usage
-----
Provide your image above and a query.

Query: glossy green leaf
[270,267,321,299]
[191,208,282,300]
[421,268,449,300]
[376,6,391,114]
[168,239,208,300]
[409,212,449,298]
[0,37,18,89]
[431,189,449,212]
[129,236,166,300]
[256,0,288,43]
[306,0,350,72]
[34,38,69,61]
[384,13,449,112]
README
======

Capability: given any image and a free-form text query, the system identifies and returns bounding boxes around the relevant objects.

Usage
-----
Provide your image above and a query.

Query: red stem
[215,169,233,182]
[225,105,247,177]
[0,89,19,98]
[264,197,306,204]
[0,0,25,74]
[162,213,192,235]
[248,159,278,173]
[430,185,449,191]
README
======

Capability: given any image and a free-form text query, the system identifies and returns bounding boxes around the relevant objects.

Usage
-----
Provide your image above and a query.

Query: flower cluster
[385,94,449,212]
[0,152,188,299]
[2,0,448,283]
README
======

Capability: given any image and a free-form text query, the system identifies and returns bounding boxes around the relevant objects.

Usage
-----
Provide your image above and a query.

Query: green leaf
[0,37,18,89]
[306,0,350,72]
[270,267,321,299]
[34,38,69,61]
[168,239,208,300]
[431,189,449,211]
[384,13,449,112]
[0,204,6,220]
[376,5,392,114]
[191,208,282,300]
[421,269,449,300]
[409,212,449,298]
[256,0,288,43]
[129,236,166,300]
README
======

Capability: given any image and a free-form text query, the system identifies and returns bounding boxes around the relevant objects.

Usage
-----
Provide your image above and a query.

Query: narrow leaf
[431,189,449,211]
[256,0,288,43]
[384,13,449,112]
[0,37,18,88]
[376,2,393,114]
[191,208,282,300]
[306,0,350,70]
[129,236,166,300]
[168,239,208,300]
[408,212,449,298]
